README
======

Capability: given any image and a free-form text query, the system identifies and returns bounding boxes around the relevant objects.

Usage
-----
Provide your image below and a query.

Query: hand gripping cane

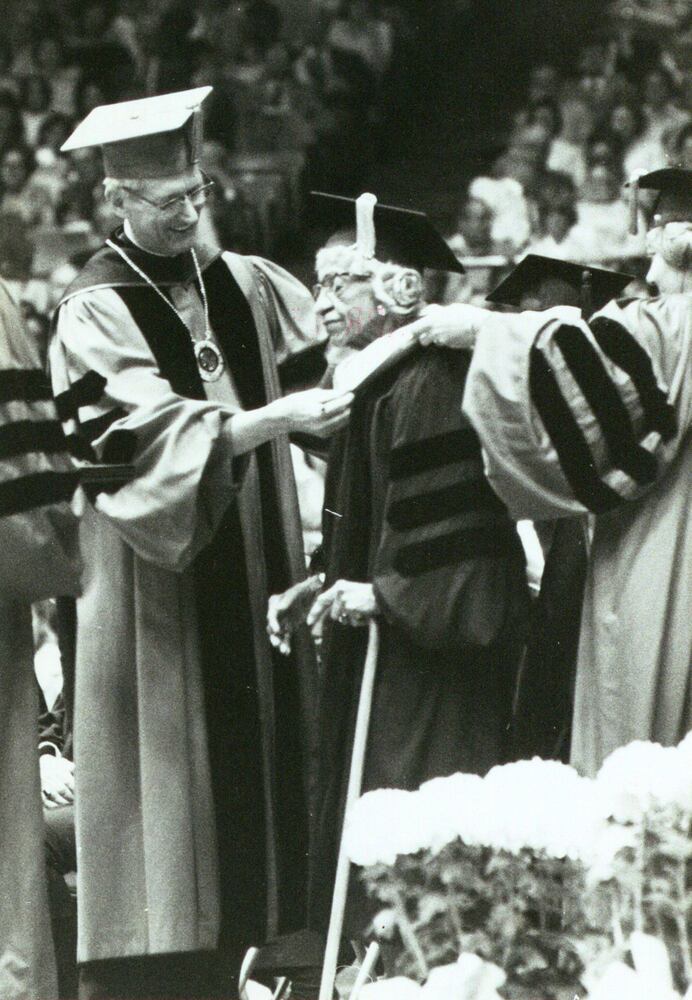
[319,620,381,1000]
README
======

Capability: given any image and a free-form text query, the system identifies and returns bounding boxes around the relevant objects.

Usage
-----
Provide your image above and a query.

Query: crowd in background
[0,1,688,380]
[442,14,691,304]
[0,1,689,365]
[0,0,419,334]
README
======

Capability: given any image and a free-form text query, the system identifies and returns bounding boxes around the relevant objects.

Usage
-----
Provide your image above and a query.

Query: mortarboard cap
[310,191,465,273]
[486,254,633,317]
[61,87,212,180]
[637,167,692,225]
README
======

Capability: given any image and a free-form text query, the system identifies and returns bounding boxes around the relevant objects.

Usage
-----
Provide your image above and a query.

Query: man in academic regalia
[412,168,692,778]
[267,195,531,937]
[482,255,633,763]
[50,87,352,998]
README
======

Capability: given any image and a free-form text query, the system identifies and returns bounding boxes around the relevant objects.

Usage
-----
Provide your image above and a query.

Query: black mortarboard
[486,254,633,317]
[637,167,692,224]
[310,191,465,273]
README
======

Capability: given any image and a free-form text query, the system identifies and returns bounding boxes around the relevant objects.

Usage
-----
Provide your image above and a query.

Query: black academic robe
[308,344,531,933]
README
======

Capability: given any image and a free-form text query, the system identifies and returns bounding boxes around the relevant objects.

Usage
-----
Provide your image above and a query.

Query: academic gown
[308,342,531,933]
[49,231,318,976]
[0,279,83,1000]
[463,295,692,776]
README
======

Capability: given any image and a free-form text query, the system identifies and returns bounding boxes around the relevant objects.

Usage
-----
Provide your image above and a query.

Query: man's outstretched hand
[272,388,354,438]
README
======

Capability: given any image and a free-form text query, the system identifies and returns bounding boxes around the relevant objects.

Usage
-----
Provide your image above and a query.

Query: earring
[376,304,386,316]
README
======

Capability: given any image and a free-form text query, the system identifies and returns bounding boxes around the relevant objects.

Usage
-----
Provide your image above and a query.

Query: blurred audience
[0,0,688,332]
[443,4,689,306]
[0,0,410,321]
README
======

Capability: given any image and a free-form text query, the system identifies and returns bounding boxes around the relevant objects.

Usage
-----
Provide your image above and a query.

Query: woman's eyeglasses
[312,272,368,300]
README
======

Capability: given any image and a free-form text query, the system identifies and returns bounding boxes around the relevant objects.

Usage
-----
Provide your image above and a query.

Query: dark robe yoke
[308,345,531,931]
[49,231,317,975]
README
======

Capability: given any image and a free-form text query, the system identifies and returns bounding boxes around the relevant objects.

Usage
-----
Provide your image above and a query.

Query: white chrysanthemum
[417,773,489,852]
[672,732,692,812]
[583,821,639,884]
[344,788,428,866]
[420,954,505,1000]
[583,932,680,1000]
[596,740,690,823]
[482,758,602,860]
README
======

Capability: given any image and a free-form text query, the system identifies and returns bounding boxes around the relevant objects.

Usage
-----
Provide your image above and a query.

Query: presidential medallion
[195,339,225,382]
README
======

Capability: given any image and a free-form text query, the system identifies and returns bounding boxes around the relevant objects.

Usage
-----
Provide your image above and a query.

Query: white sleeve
[462,295,692,520]
[50,288,242,572]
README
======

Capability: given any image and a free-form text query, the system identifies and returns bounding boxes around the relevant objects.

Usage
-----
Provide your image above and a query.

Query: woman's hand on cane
[306,579,378,638]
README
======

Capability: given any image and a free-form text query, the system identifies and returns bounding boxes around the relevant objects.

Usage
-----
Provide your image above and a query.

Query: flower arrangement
[345,736,692,999]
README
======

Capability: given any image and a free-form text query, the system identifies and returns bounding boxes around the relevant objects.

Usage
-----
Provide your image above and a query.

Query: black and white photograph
[0,1,690,998]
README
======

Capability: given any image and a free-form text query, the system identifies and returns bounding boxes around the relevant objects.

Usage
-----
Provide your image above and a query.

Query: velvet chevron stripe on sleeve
[528,344,624,514]
[589,316,677,441]
[553,325,658,486]
[53,370,108,422]
[393,522,517,576]
[0,419,70,460]
[387,476,504,531]
[389,427,481,480]
[0,470,80,516]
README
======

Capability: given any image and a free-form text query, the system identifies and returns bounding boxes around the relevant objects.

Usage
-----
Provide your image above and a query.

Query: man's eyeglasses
[123,173,216,214]
[312,272,368,300]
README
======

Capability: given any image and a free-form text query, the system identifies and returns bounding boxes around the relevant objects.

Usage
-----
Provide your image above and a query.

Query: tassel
[355,193,378,262]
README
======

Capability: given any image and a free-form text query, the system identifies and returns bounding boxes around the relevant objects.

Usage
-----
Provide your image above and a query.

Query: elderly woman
[268,195,531,936]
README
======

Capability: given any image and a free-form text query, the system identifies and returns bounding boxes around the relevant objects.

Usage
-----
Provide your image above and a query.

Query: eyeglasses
[123,173,216,214]
[312,272,369,300]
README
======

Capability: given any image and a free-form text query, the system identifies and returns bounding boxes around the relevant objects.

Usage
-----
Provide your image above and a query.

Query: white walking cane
[319,619,381,1000]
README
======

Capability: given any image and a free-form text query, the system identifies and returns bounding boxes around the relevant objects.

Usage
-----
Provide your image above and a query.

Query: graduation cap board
[628,166,692,231]
[61,86,212,179]
[311,191,465,274]
[486,254,633,317]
